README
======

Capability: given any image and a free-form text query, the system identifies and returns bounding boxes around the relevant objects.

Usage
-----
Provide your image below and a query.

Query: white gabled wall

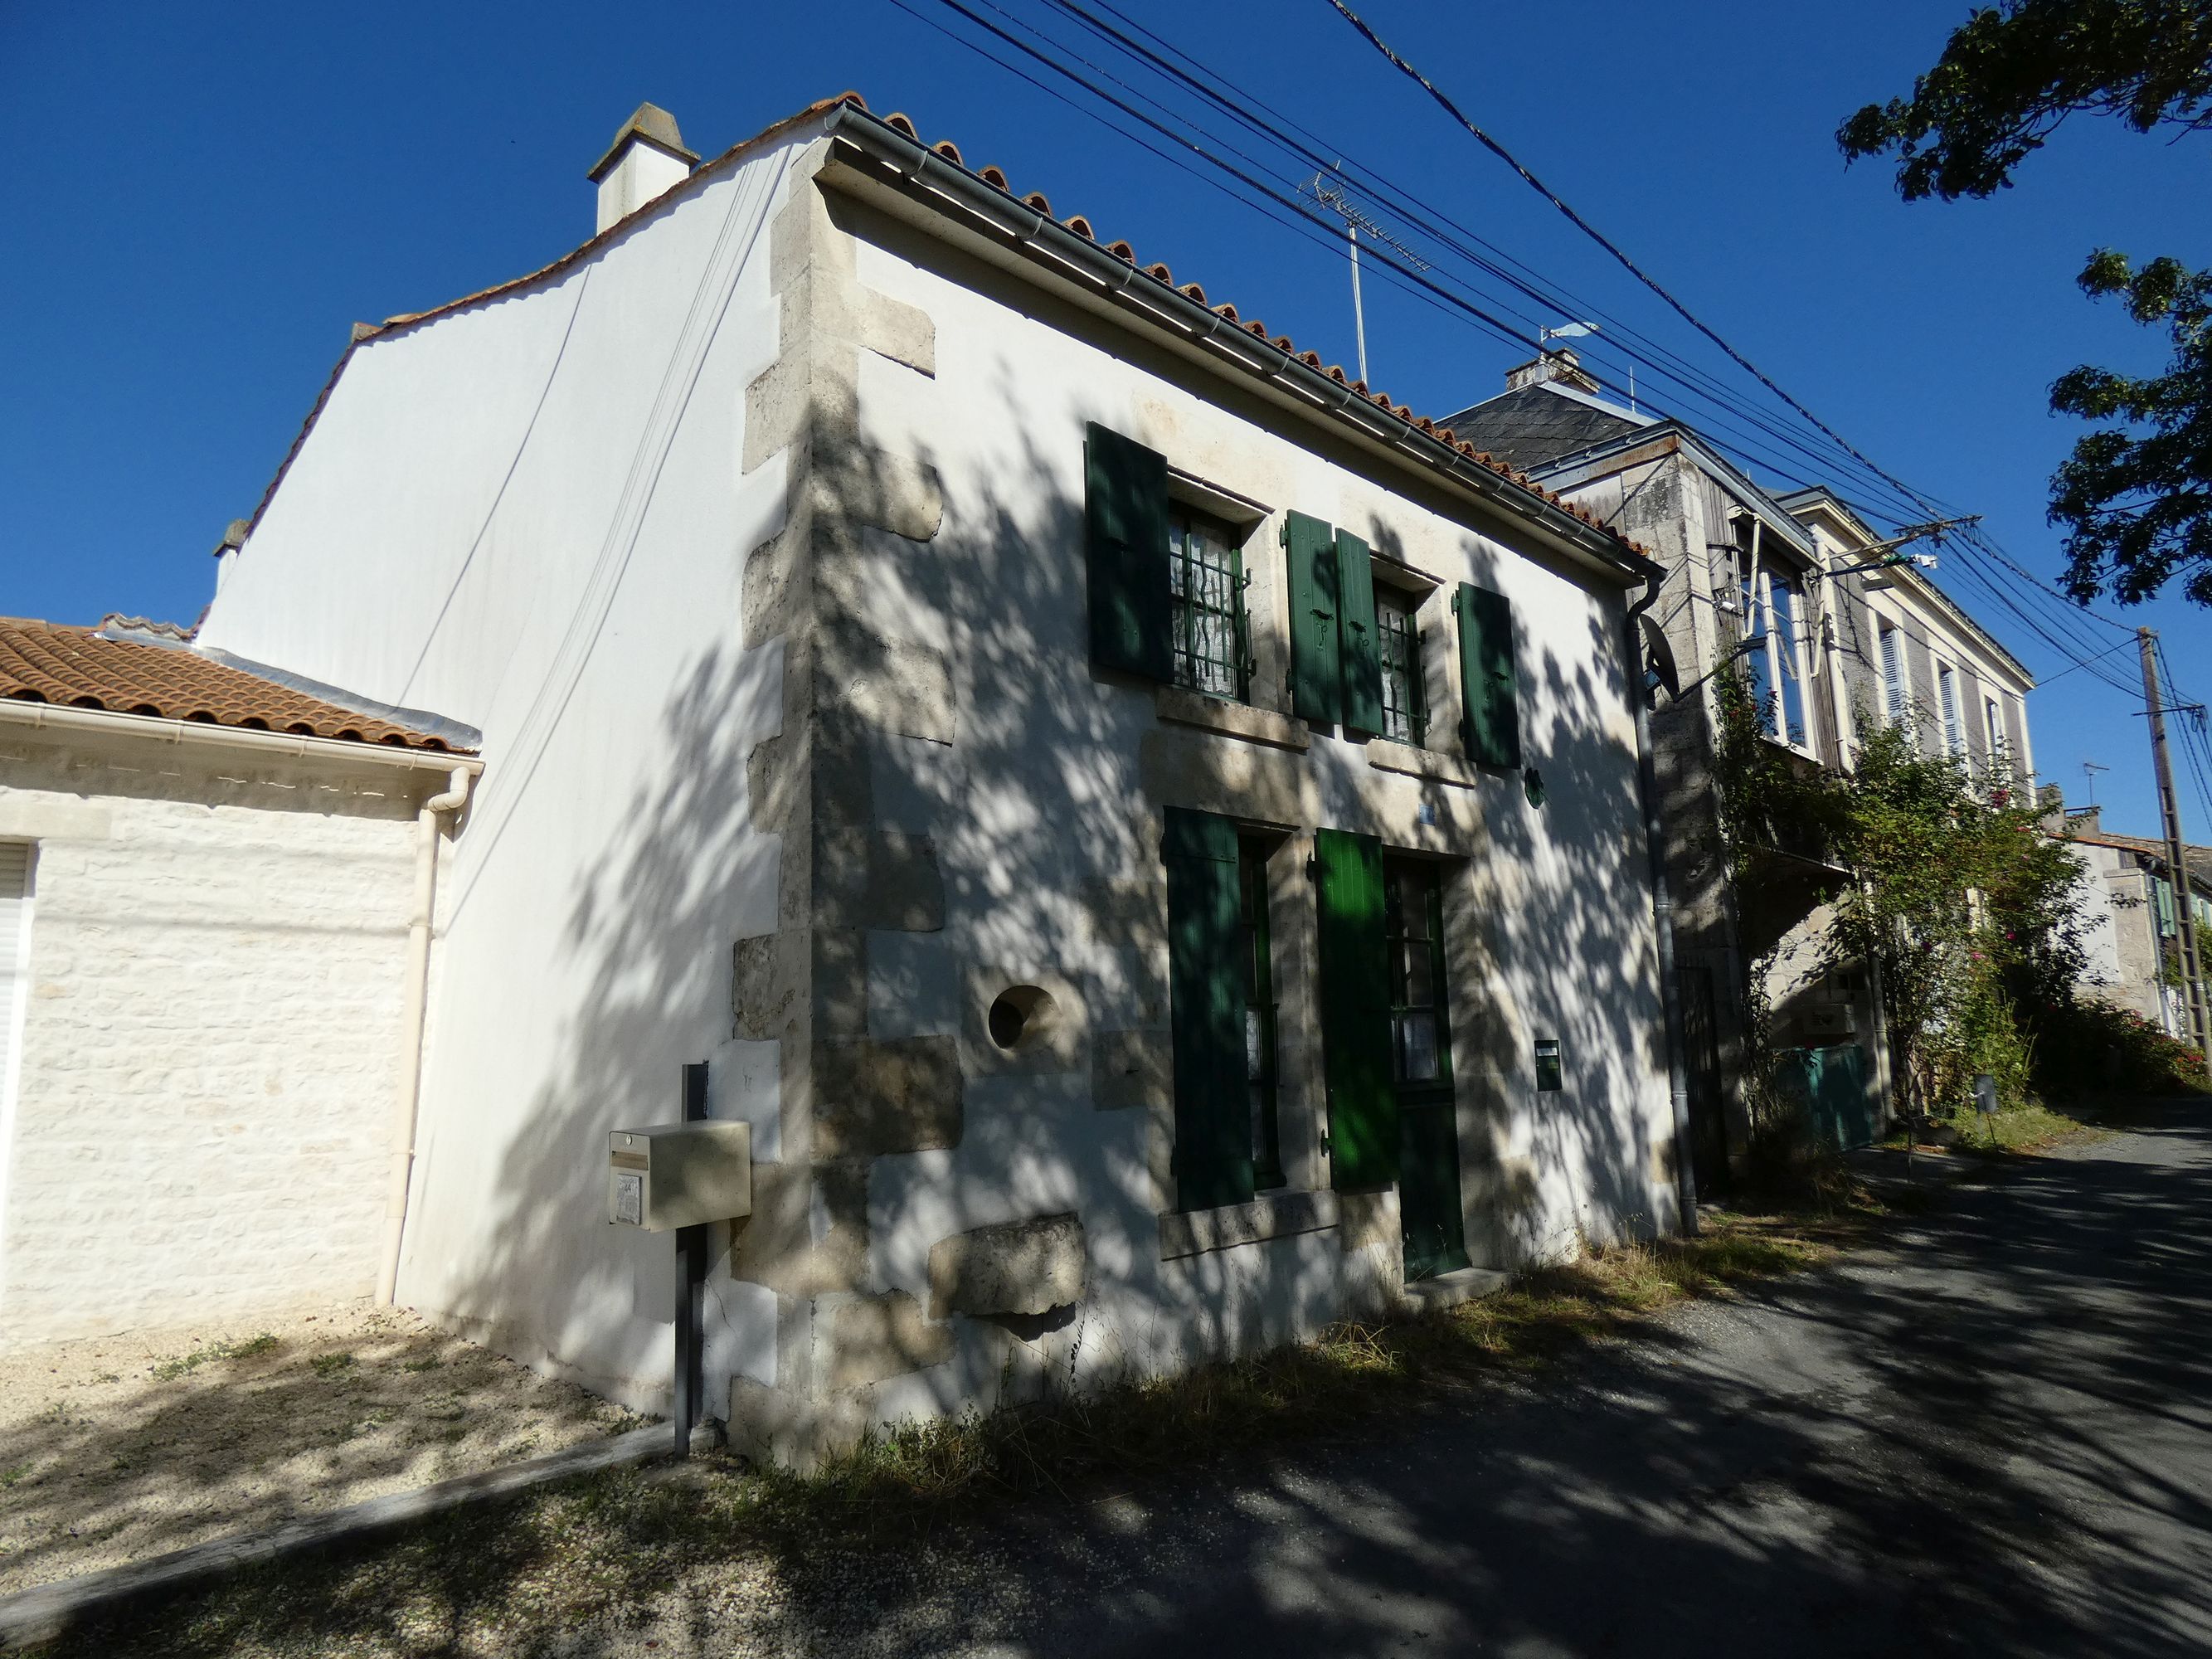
[197,134,818,1405]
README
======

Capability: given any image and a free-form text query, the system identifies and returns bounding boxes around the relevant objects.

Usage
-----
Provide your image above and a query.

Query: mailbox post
[607,1068,751,1460]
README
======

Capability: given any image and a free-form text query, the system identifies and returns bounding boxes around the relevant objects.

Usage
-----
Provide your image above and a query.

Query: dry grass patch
[0,1302,642,1600]
[46,1210,1845,1657]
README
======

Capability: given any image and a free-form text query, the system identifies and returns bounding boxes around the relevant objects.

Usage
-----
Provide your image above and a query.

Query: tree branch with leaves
[1840,1,2212,606]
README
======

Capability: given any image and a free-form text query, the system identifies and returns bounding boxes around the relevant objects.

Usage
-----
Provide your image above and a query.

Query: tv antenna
[2083,759,2110,805]
[1303,172,1430,387]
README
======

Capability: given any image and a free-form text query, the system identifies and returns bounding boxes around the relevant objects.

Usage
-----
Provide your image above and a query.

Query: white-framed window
[1879,621,1908,730]
[1985,693,2005,755]
[1937,663,1966,756]
[1738,557,1811,749]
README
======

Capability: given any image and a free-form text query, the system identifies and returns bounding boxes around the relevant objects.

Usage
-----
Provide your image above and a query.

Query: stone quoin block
[927,1212,1087,1320]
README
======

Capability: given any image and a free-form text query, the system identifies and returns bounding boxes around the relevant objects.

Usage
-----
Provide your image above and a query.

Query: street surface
[605,1109,2212,1657]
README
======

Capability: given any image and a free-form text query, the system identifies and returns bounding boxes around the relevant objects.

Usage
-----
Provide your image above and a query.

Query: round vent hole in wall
[988,985,1057,1052]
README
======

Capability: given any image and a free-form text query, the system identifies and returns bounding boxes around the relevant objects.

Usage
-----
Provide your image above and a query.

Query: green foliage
[1711,657,2089,1126]
[148,1334,280,1382]
[1840,3,2212,606]
[2049,251,2212,604]
[2030,995,2212,1095]
[1837,0,2212,202]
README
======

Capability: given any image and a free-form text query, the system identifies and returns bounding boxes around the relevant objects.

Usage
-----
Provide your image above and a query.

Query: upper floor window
[1879,622,1908,730]
[1377,590,1428,746]
[1738,560,1810,749]
[1985,693,2005,756]
[1938,663,1966,756]
[1169,506,1250,702]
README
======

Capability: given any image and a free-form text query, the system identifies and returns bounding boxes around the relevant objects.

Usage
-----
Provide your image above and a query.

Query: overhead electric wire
[897,0,2159,702]
[1026,0,1947,526]
[1322,0,1955,527]
[1053,0,1871,470]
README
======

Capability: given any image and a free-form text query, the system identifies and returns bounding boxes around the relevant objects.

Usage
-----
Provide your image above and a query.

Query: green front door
[1387,859,1469,1281]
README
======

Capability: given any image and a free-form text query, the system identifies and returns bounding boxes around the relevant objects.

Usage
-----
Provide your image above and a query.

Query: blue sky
[3,1,2207,840]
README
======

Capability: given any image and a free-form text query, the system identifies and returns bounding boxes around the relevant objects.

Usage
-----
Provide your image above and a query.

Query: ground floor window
[1386,859,1451,1090]
[1240,836,1285,1190]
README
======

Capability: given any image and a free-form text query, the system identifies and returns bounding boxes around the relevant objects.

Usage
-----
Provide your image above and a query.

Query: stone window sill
[1364,739,1483,790]
[1159,1189,1339,1261]
[1155,685,1310,752]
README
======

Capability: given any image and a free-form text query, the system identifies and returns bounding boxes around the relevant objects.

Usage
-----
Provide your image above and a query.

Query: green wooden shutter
[1164,806,1255,1210]
[1335,528,1384,734]
[1282,510,1342,724]
[1453,582,1522,769]
[1085,422,1173,681]
[1315,827,1398,1189]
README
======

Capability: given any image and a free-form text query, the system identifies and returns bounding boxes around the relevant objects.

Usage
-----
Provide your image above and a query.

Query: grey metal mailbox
[606,1121,751,1231]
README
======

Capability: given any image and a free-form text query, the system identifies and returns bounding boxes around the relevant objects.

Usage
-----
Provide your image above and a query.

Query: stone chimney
[1505,347,1601,396]
[588,103,698,234]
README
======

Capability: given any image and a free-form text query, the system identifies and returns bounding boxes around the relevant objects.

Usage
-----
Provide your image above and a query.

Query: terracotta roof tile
[0,618,466,752]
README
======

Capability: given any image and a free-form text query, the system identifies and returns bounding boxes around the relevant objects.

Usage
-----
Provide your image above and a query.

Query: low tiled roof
[246,95,1649,568]
[0,618,468,752]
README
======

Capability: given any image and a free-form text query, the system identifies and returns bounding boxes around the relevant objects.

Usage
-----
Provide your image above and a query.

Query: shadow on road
[721,1103,2212,1658]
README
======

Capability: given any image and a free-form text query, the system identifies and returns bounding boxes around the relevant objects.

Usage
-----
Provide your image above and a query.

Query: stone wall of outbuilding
[0,729,424,1346]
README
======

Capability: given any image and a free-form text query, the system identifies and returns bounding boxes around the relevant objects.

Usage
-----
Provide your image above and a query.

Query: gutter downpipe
[377,765,474,1305]
[1627,577,1699,1235]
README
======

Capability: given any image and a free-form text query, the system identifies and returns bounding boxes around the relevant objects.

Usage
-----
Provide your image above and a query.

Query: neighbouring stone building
[2056,804,2212,1038]
[177,96,1687,1464]
[0,617,476,1345]
[1447,353,2035,1180]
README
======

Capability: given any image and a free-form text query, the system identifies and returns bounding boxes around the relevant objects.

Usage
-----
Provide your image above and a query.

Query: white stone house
[0,616,477,1346]
[177,95,1680,1464]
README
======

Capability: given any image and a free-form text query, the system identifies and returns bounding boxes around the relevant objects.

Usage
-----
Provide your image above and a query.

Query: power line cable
[900,0,2149,686]
[1030,0,1947,524]
[1320,0,1953,524]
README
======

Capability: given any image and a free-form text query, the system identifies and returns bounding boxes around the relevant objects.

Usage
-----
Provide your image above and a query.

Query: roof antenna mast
[1303,171,1430,387]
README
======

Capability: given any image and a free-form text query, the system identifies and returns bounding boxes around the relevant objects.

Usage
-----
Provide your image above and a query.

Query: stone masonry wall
[0,732,423,1346]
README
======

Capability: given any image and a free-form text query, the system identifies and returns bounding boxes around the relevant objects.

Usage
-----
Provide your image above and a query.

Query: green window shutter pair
[1281,511,1386,732]
[1085,422,1174,681]
[1452,582,1522,770]
[1315,828,1399,1190]
[1163,806,1255,1211]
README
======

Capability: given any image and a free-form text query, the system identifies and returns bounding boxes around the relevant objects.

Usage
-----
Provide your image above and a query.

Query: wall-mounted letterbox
[607,1122,751,1231]
[1534,1039,1564,1093]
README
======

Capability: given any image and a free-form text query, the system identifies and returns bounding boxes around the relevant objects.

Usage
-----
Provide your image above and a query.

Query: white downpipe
[377,766,474,1306]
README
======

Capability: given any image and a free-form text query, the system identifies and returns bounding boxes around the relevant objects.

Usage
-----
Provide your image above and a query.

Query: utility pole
[2139,628,2212,1066]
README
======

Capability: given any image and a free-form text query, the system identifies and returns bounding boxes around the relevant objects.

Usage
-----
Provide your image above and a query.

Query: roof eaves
[814,104,1659,585]
[236,92,1658,586]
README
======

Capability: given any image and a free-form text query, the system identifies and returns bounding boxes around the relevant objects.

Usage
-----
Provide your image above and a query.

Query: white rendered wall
[197,139,810,1404]
[0,753,417,1346]
[839,192,1671,1403]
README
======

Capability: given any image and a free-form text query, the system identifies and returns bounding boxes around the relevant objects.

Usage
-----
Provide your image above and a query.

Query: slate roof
[0,617,469,752]
[242,94,1650,572]
[1437,382,1648,474]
